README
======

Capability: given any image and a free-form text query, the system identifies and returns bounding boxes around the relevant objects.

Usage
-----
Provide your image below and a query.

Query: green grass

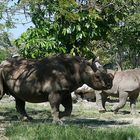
[5,123,140,140]
[1,96,140,140]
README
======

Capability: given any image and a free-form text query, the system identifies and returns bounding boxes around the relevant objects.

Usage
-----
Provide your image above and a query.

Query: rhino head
[80,57,113,90]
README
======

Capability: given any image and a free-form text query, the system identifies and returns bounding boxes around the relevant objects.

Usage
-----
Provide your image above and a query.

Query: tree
[0,0,15,54]
[1,0,138,70]
[90,0,140,69]
[0,48,10,62]
[108,0,140,69]
[14,0,128,59]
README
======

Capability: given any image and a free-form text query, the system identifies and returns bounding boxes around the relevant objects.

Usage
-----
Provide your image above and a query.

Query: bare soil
[0,95,140,139]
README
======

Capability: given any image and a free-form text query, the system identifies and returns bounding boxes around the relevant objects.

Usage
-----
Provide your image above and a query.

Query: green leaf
[66,27,72,34]
[62,28,67,35]
[85,23,90,29]
[76,33,82,40]
[76,25,81,31]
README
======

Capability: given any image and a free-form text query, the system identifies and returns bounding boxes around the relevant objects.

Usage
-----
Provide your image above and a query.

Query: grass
[1,95,140,139]
[5,123,140,140]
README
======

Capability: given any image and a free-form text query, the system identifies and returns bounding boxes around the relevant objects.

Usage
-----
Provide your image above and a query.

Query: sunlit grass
[1,95,140,139]
[5,123,140,140]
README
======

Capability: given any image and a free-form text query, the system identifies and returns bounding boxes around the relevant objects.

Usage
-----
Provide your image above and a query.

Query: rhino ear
[91,55,98,62]
[88,55,99,65]
[88,59,93,65]
[108,73,114,79]
[95,56,99,61]
[113,70,117,76]
[92,56,100,64]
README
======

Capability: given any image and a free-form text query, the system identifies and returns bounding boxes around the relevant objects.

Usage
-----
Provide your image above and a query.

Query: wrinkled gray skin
[95,69,140,114]
[0,55,113,123]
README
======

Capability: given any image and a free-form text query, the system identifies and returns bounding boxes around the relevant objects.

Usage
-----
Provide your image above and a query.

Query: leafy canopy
[15,0,128,59]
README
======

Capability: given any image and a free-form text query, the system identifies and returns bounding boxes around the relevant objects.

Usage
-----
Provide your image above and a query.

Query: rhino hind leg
[112,91,128,113]
[60,94,72,118]
[15,98,33,121]
[129,93,139,115]
[48,92,63,124]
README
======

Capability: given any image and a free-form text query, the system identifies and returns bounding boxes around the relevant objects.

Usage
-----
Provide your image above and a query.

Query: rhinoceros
[0,55,113,123]
[95,69,140,114]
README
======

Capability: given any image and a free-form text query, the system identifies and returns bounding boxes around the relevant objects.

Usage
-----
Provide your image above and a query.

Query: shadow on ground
[0,107,131,128]
[64,118,130,127]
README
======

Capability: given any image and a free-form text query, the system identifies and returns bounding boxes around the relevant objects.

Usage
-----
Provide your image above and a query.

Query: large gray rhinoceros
[0,55,113,123]
[95,69,140,114]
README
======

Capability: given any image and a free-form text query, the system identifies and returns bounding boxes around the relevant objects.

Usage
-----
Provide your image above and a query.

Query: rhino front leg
[129,93,139,115]
[60,93,72,118]
[95,91,107,113]
[112,91,128,113]
[48,92,62,124]
[15,98,33,121]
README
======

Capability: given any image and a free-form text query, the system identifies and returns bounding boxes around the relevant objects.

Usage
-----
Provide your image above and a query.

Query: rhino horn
[88,59,93,65]
[95,56,100,61]
[88,56,100,65]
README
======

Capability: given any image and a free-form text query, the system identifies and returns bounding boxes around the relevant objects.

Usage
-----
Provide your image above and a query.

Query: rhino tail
[0,69,4,99]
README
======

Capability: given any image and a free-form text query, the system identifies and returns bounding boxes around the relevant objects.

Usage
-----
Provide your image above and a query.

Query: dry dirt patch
[0,95,140,137]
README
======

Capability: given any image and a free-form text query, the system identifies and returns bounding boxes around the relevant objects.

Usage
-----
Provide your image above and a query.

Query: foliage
[0,48,10,62]
[113,4,140,69]
[0,0,139,69]
[86,0,140,69]
[0,0,15,57]
[0,32,13,48]
[15,0,130,59]
[0,0,15,30]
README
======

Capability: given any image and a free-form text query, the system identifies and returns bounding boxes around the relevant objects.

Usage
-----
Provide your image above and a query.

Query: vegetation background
[0,0,140,139]
[0,0,140,69]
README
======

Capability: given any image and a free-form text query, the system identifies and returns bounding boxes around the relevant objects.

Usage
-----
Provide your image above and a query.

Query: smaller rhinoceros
[95,69,140,114]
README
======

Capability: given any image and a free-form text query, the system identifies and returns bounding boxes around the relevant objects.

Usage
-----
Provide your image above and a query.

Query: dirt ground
[0,95,140,139]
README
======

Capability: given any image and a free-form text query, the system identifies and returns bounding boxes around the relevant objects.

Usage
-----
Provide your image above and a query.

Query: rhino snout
[106,83,112,89]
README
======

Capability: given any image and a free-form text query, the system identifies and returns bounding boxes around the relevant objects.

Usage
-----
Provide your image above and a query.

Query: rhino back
[104,69,140,95]
[2,56,83,102]
[118,69,140,92]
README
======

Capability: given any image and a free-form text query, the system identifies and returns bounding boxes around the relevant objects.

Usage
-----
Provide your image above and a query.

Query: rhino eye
[95,75,100,80]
